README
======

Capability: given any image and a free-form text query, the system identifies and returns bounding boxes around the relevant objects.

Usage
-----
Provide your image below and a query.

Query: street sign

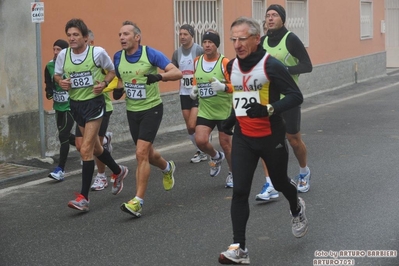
[31,2,44,23]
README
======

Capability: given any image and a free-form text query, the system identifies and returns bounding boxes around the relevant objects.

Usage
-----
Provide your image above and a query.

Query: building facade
[0,0,392,160]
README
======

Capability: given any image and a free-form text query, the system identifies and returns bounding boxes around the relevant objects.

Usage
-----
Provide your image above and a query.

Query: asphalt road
[1,74,399,266]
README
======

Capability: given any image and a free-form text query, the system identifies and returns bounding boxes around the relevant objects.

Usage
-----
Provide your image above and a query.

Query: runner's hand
[113,88,125,100]
[221,109,236,135]
[190,85,198,100]
[144,74,162,85]
[244,103,269,118]
[210,77,226,92]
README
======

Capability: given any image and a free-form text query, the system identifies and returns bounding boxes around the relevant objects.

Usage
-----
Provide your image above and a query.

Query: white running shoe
[91,174,108,191]
[190,151,207,163]
[48,167,65,181]
[291,197,308,238]
[255,182,279,201]
[295,170,311,193]
[225,172,233,188]
[219,243,250,264]
[209,151,225,177]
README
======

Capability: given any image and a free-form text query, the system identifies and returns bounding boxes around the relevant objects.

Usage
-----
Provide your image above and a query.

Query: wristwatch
[266,104,274,116]
[103,80,109,88]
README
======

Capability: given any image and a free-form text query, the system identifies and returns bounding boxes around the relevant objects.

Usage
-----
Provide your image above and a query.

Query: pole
[35,0,46,158]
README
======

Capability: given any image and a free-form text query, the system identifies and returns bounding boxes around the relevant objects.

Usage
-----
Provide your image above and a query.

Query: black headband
[202,31,220,48]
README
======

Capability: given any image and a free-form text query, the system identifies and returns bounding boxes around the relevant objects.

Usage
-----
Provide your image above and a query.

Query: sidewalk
[0,129,190,187]
[1,68,398,187]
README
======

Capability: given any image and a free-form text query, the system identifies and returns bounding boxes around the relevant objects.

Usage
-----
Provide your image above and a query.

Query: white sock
[189,134,198,148]
[300,166,310,175]
[162,161,170,173]
[134,196,144,205]
[97,172,106,177]
[211,151,220,160]
[265,176,272,185]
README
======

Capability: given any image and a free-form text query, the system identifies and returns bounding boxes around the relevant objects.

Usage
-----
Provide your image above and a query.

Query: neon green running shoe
[163,160,175,191]
[120,198,142,218]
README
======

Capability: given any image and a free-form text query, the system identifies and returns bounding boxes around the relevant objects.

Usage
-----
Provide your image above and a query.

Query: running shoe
[255,182,279,201]
[190,151,207,163]
[103,132,113,153]
[48,166,65,181]
[68,193,89,212]
[225,172,233,188]
[219,243,250,264]
[295,170,311,193]
[209,151,225,177]
[120,197,142,218]
[163,161,175,191]
[111,165,128,195]
[91,174,108,191]
[291,197,308,238]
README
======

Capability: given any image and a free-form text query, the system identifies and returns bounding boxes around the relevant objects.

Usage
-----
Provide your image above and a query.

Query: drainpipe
[354,63,358,84]
[35,0,45,158]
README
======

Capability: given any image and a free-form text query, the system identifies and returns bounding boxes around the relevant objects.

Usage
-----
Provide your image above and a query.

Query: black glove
[144,74,162,85]
[221,109,236,135]
[46,92,53,100]
[244,103,269,118]
[45,85,54,100]
[113,88,125,100]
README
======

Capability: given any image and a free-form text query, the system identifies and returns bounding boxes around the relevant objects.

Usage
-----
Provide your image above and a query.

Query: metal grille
[286,0,309,47]
[360,1,373,39]
[174,0,222,51]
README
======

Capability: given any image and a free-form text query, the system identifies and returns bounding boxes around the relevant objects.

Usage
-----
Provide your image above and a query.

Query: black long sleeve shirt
[261,26,312,76]
[226,45,303,116]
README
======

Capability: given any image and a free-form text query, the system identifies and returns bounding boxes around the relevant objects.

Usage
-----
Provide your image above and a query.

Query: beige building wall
[0,0,388,161]
[0,0,42,160]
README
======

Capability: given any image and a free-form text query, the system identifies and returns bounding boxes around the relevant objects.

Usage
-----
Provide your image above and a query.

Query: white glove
[190,85,198,100]
[211,77,226,92]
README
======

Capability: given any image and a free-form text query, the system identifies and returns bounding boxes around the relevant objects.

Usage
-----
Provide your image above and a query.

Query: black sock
[96,149,120,174]
[81,160,95,199]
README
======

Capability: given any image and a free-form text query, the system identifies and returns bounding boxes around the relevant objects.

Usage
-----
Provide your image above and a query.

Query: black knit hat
[53,39,69,49]
[266,4,286,24]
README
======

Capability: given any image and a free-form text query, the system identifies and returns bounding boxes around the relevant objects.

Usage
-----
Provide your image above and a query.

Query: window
[360,0,373,39]
[252,0,267,31]
[174,0,223,51]
[286,0,309,47]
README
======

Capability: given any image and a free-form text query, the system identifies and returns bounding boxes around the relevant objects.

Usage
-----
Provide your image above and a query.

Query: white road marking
[2,81,399,196]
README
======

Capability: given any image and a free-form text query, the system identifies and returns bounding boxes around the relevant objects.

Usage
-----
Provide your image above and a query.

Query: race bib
[233,91,260,116]
[198,83,216,98]
[181,74,194,89]
[125,83,146,100]
[70,71,94,89]
[53,90,69,103]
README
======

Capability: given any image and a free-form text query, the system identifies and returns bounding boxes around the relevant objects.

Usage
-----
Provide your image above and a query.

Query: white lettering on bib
[198,83,216,98]
[125,83,146,100]
[70,71,94,88]
[53,90,69,103]
[181,74,194,89]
